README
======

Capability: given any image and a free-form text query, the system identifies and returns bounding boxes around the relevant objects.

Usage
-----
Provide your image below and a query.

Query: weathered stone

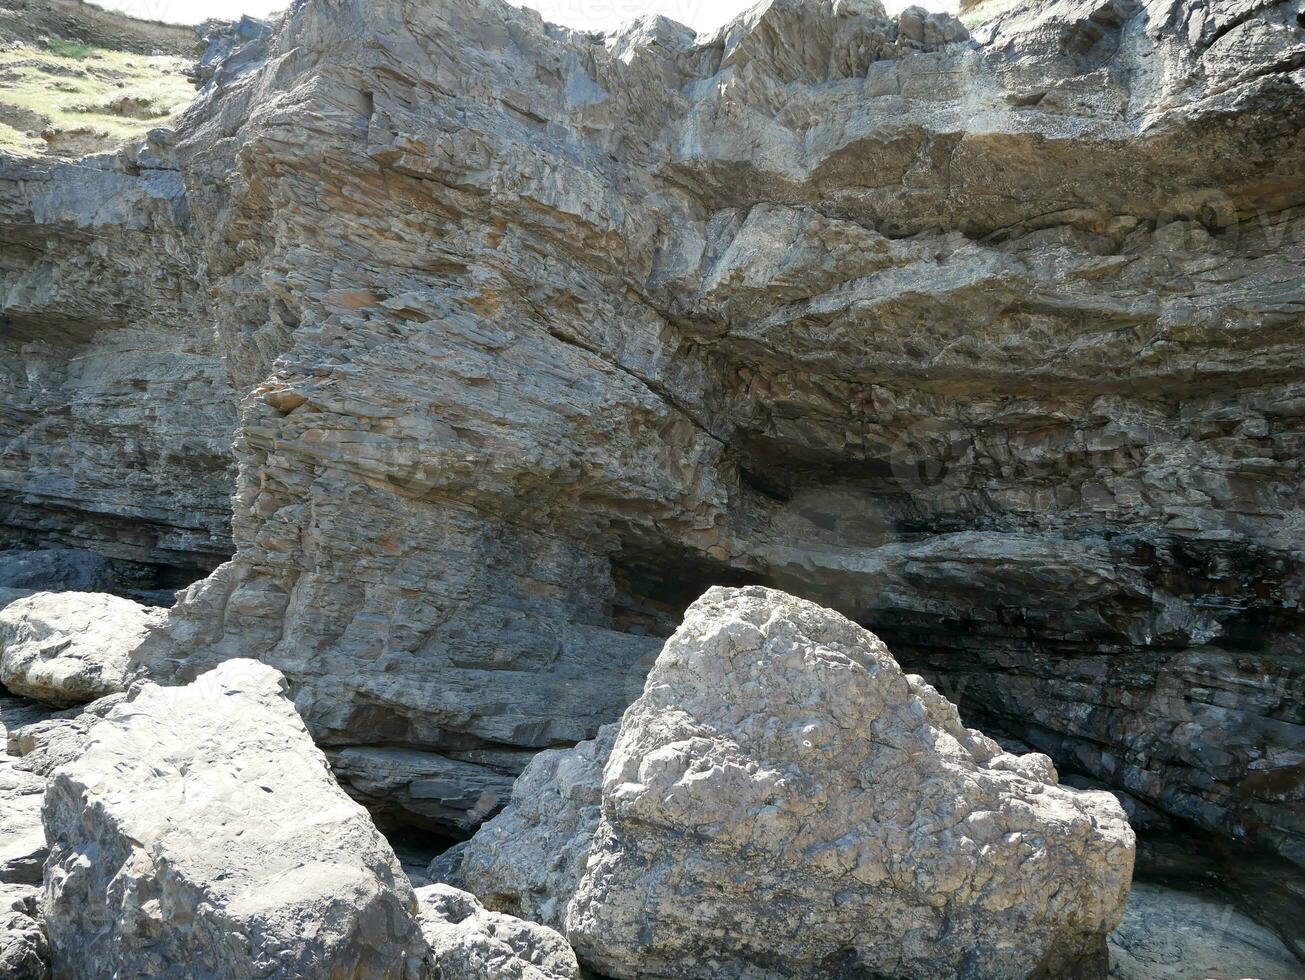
[5,694,126,777]
[0,592,166,707]
[0,760,46,885]
[42,659,427,978]
[96,0,1305,871]
[459,587,1135,979]
[0,550,113,594]
[1108,881,1303,980]
[415,883,580,980]
[329,745,519,835]
[449,726,616,930]
[0,883,49,980]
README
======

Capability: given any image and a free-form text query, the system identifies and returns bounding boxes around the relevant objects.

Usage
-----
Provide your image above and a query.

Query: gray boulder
[0,592,166,707]
[416,883,580,980]
[0,883,49,980]
[5,694,127,777]
[462,587,1136,979]
[42,659,428,978]
[449,725,616,931]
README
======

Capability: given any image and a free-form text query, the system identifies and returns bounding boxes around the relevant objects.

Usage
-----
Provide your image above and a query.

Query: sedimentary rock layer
[122,0,1305,867]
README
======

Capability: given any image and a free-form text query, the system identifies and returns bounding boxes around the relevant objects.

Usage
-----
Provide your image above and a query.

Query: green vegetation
[41,37,96,59]
[0,42,195,157]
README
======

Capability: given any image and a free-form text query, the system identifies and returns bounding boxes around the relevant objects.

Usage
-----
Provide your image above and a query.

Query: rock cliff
[108,0,1305,880]
[0,0,1302,913]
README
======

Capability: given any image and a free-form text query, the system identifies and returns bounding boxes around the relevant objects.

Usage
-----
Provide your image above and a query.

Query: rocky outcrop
[42,659,427,978]
[0,136,236,593]
[0,883,49,980]
[0,591,165,706]
[111,0,1305,874]
[415,884,580,980]
[1108,881,1303,980]
[452,587,1134,979]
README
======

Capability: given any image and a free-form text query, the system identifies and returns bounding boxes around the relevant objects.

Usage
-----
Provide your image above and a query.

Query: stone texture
[448,726,616,930]
[415,883,580,980]
[459,587,1135,980]
[0,591,166,706]
[100,0,1305,873]
[0,758,46,886]
[0,883,49,980]
[5,693,126,777]
[0,549,113,593]
[0,134,236,593]
[42,658,427,978]
[1108,881,1303,980]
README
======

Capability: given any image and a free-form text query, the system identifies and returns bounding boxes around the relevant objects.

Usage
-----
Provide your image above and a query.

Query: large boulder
[5,694,127,777]
[42,658,428,978]
[0,761,47,886]
[0,884,49,980]
[0,592,166,707]
[459,587,1136,979]
[415,883,580,980]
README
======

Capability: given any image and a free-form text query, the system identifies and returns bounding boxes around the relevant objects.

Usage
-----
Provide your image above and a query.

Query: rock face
[102,0,1305,871]
[415,884,580,980]
[0,883,49,980]
[41,659,427,978]
[451,726,616,930]
[455,587,1135,980]
[0,591,166,706]
[0,759,46,885]
[0,135,236,593]
[1108,881,1303,980]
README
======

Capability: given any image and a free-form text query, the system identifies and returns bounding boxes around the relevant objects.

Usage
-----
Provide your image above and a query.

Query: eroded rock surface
[1108,881,1304,980]
[0,591,166,706]
[0,883,49,980]
[107,0,1305,871]
[416,883,580,980]
[0,133,236,592]
[457,587,1135,979]
[0,759,46,886]
[42,658,427,978]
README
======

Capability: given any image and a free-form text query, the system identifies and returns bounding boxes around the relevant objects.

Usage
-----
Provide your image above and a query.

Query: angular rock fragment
[461,587,1136,980]
[42,659,427,978]
[5,695,127,777]
[0,884,49,980]
[450,726,616,930]
[416,883,580,980]
[0,592,166,707]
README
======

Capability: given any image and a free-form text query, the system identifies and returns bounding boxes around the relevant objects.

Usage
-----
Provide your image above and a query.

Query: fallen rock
[0,592,166,707]
[1108,881,1302,980]
[5,694,126,777]
[42,658,427,978]
[0,760,47,885]
[466,587,1134,979]
[0,883,49,980]
[450,726,616,930]
[416,883,580,980]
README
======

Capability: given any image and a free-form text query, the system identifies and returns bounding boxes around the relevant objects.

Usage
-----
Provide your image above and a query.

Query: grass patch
[0,44,195,157]
[41,38,97,60]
